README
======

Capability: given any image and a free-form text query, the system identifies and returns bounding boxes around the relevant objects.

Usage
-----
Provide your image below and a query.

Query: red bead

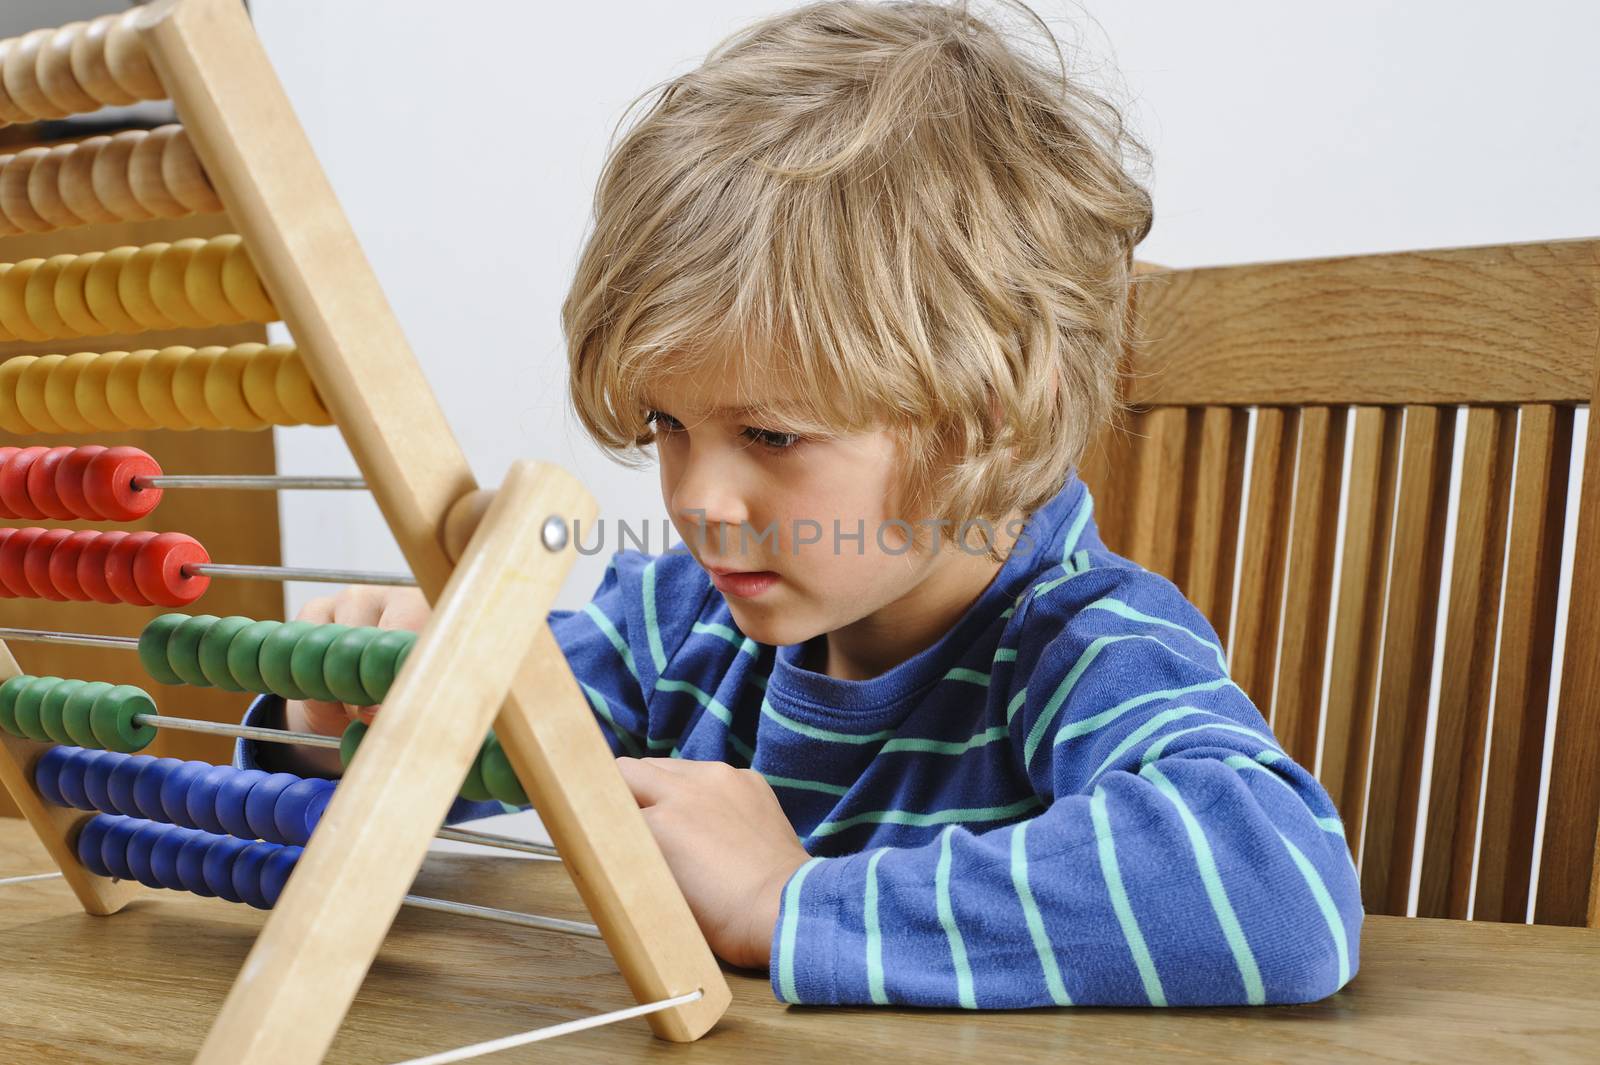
[25,447,79,521]
[0,527,49,597]
[54,445,108,521]
[133,531,210,607]
[76,529,130,605]
[47,529,101,601]
[0,448,49,520]
[23,527,74,600]
[82,446,163,523]
[0,528,16,598]
[105,530,159,606]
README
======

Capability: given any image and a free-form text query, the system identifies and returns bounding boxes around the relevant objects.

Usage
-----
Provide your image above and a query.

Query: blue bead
[185,764,237,835]
[259,846,301,906]
[100,816,142,879]
[175,833,217,897]
[201,835,251,903]
[132,757,183,821]
[32,745,74,807]
[216,769,267,839]
[160,761,213,828]
[56,749,91,810]
[149,824,188,890]
[124,821,171,889]
[273,778,335,846]
[106,754,154,816]
[75,815,115,877]
[244,773,298,842]
[81,749,120,814]
[232,841,278,910]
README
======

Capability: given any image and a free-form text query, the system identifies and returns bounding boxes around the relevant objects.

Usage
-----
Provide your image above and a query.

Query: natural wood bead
[273,343,332,424]
[90,131,154,222]
[56,136,118,225]
[74,348,126,431]
[220,236,277,321]
[105,348,158,430]
[118,242,176,331]
[204,344,269,430]
[0,148,52,233]
[37,23,101,115]
[173,346,228,429]
[150,238,210,329]
[55,252,107,337]
[129,126,189,219]
[68,14,136,106]
[46,351,100,433]
[16,354,66,432]
[0,260,48,342]
[0,358,31,433]
[27,144,86,230]
[137,346,193,430]
[23,254,73,340]
[104,10,163,101]
[84,246,142,335]
[161,126,223,213]
[0,41,31,124]
[186,235,245,324]
[1,30,68,121]
[0,157,20,238]
[237,341,290,424]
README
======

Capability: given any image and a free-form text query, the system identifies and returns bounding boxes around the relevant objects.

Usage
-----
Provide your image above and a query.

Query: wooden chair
[1078,238,1600,929]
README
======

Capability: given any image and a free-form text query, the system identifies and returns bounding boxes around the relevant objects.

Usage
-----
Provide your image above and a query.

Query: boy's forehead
[644,364,775,419]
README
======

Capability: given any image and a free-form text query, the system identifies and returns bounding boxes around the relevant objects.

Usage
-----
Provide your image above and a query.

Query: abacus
[0,2,731,1062]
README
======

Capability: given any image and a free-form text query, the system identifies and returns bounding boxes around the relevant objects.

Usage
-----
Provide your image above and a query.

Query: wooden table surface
[1,818,1597,1064]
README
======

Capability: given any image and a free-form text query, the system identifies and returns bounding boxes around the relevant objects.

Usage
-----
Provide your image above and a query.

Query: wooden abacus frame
[0,1,731,1061]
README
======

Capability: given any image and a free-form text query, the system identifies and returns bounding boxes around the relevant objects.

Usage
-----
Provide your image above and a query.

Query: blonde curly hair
[564,0,1153,560]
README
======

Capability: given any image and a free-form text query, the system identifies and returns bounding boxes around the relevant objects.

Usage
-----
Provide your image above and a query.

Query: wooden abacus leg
[0,644,138,915]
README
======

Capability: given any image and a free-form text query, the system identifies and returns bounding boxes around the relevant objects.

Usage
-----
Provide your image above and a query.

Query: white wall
[246,0,1600,616]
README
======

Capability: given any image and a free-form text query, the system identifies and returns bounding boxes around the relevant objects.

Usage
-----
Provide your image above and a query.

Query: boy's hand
[615,757,809,971]
[286,585,432,737]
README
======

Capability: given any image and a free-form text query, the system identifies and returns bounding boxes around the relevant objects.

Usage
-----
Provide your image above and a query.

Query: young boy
[238,0,1362,1009]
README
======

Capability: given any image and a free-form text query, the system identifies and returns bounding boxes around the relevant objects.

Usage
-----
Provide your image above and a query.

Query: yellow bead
[274,345,332,425]
[0,259,49,342]
[85,247,143,335]
[185,235,244,325]
[171,346,225,429]
[149,238,210,329]
[0,357,35,433]
[55,251,109,336]
[74,350,128,431]
[117,242,175,331]
[221,238,276,322]
[16,354,66,433]
[23,255,74,340]
[106,348,159,430]
[238,342,290,424]
[136,346,194,429]
[44,352,98,433]
[203,344,267,430]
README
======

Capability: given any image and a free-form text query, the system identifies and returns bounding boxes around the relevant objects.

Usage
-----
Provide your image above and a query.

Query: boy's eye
[645,409,684,433]
[741,427,802,453]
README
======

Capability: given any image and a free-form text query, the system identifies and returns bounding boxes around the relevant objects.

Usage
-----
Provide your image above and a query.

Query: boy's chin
[723,602,810,648]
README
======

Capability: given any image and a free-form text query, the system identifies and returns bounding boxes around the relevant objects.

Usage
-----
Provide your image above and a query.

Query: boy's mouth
[703,564,781,599]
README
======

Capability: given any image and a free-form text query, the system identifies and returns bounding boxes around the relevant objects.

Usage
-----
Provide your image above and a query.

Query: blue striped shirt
[240,472,1362,1008]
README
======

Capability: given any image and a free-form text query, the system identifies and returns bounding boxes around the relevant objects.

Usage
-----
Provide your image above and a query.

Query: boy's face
[645,367,965,651]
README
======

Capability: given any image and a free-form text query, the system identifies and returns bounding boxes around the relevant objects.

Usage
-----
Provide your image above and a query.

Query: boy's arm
[770,587,1364,1008]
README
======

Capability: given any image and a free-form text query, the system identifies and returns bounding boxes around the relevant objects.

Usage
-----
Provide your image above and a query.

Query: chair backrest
[1079,238,1600,928]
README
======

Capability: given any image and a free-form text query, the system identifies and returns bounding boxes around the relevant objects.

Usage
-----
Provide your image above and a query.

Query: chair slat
[1077,415,1139,554]
[1362,405,1456,915]
[1418,407,1516,918]
[1175,407,1248,639]
[1230,408,1299,712]
[1537,402,1600,928]
[1322,407,1401,864]
[1124,406,1187,579]
[1476,404,1572,922]
[1273,407,1347,764]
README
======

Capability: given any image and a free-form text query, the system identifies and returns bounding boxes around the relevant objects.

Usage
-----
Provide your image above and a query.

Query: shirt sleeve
[768,569,1364,1008]
[230,553,653,819]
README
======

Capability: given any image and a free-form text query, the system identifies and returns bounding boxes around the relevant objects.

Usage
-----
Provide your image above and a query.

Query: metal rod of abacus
[436,826,560,860]
[183,562,418,587]
[136,713,344,750]
[0,628,139,651]
[134,475,368,491]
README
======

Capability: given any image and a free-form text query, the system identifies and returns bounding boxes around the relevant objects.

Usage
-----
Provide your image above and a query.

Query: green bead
[14,676,63,742]
[90,685,157,753]
[227,620,280,694]
[459,741,493,803]
[169,614,221,688]
[198,616,254,691]
[0,675,33,737]
[137,614,188,686]
[479,737,526,805]
[339,719,367,769]
[289,623,351,704]
[358,629,416,703]
[62,681,114,747]
[39,679,87,745]
[259,621,316,701]
[324,627,378,706]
